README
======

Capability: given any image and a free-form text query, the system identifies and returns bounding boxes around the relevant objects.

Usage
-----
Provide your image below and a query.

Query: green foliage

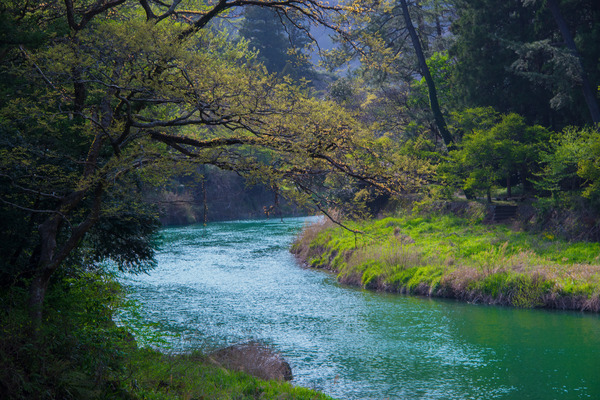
[534,125,600,208]
[1,0,429,326]
[0,272,333,399]
[0,1,54,55]
[448,107,500,141]
[294,212,600,309]
[128,350,332,400]
[325,0,458,145]
[450,0,600,128]
[0,272,134,399]
[442,110,550,199]
[410,52,455,114]
[87,211,161,274]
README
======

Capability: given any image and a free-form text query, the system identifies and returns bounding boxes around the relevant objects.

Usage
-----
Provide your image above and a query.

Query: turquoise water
[122,217,600,399]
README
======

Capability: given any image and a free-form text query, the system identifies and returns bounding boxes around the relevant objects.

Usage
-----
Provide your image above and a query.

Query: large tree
[399,0,454,147]
[0,0,424,325]
[524,0,600,124]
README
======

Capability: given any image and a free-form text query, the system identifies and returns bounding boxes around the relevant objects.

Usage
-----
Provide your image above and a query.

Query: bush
[536,126,600,207]
[443,109,550,200]
[0,272,135,399]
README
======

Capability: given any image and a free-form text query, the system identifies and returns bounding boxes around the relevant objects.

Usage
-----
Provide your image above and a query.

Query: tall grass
[294,213,600,311]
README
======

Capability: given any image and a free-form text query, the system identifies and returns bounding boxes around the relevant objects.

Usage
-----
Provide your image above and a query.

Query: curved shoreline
[291,215,600,313]
[294,250,600,313]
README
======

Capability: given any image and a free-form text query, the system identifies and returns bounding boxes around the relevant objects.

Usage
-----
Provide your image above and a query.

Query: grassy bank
[0,273,332,400]
[122,349,330,400]
[292,213,600,311]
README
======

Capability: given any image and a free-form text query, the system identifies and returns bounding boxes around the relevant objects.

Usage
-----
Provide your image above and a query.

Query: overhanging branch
[149,131,246,148]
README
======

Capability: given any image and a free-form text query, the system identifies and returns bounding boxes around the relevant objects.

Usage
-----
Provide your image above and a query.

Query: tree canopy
[0,0,429,324]
[1,0,599,329]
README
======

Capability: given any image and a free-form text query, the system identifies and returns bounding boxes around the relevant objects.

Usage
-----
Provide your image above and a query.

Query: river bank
[120,217,600,399]
[0,269,332,400]
[292,213,600,312]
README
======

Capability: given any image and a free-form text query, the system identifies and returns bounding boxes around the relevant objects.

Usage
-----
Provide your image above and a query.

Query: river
[121,217,600,399]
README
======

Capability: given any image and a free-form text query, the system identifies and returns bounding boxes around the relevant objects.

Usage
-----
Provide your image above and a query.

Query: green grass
[0,273,333,400]
[127,349,330,400]
[292,213,600,311]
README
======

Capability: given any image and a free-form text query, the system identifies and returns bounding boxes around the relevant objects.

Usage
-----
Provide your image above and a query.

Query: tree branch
[0,197,69,219]
[139,0,156,20]
[149,131,246,148]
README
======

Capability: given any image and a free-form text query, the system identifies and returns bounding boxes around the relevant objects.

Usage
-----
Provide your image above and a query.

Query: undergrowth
[0,271,332,400]
[292,213,600,311]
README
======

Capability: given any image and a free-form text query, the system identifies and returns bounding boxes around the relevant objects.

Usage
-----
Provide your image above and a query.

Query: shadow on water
[122,217,600,400]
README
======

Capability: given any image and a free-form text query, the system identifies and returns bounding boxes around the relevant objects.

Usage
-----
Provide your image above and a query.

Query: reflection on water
[122,217,600,399]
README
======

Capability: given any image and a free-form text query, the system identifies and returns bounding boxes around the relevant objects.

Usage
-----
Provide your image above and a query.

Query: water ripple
[121,217,600,400]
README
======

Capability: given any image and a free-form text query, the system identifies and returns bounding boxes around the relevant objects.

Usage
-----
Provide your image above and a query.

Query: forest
[1,0,599,398]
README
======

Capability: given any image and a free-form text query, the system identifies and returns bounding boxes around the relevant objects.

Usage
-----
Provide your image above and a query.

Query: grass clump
[127,349,327,400]
[292,213,600,311]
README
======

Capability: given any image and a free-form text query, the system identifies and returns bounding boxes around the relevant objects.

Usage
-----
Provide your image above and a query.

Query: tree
[535,126,600,206]
[443,110,549,201]
[451,0,600,128]
[398,0,454,147]
[239,6,313,80]
[1,0,424,326]
[522,0,600,124]
[327,0,455,147]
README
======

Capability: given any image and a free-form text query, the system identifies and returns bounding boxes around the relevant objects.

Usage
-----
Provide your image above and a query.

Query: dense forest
[0,0,599,398]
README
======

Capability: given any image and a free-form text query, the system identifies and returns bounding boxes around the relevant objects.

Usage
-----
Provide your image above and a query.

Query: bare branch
[77,0,128,30]
[156,0,183,22]
[0,197,70,221]
[0,174,64,199]
[19,46,57,91]
[292,180,364,234]
[139,0,157,20]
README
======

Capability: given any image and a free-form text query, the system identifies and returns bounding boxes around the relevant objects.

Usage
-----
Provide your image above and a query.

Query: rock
[209,341,293,381]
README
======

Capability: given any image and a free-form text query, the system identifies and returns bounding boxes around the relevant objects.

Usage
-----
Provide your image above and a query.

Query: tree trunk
[29,212,62,326]
[546,0,600,125]
[463,189,476,200]
[28,183,104,327]
[29,268,54,328]
[399,0,454,147]
[506,175,512,198]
